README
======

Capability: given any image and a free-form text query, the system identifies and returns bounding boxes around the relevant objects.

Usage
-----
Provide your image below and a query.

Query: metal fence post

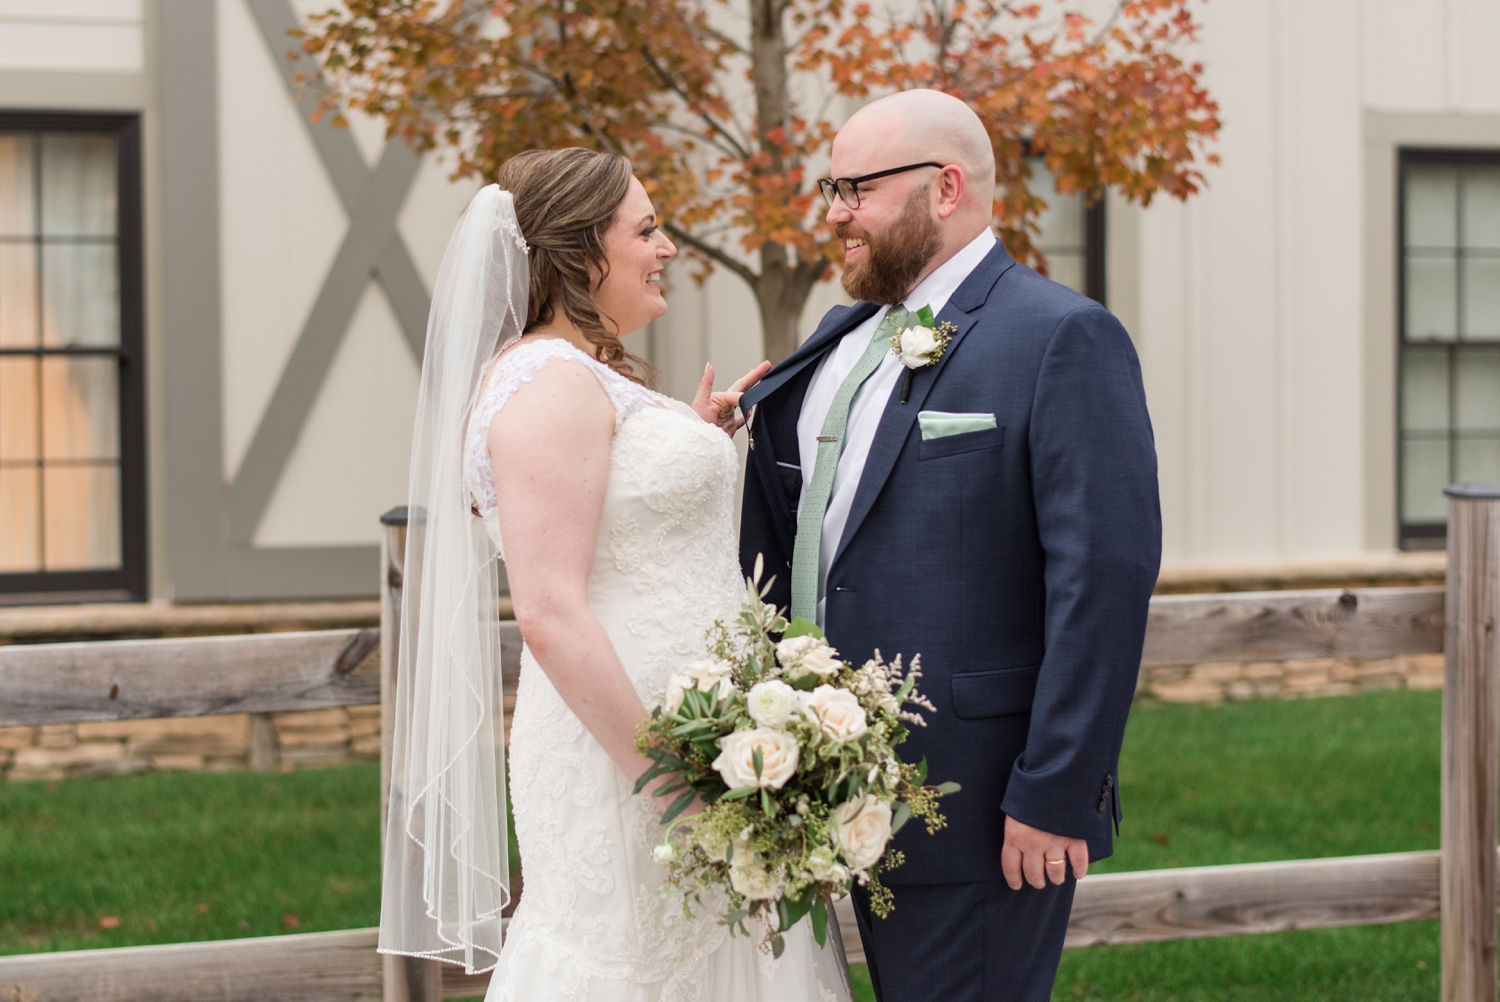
[1443,484,1500,1002]
[380,506,442,1002]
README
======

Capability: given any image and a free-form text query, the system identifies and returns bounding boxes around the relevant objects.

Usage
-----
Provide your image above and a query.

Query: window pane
[1462,255,1500,338]
[0,134,34,238]
[1464,166,1500,249]
[1407,164,1458,247]
[1458,436,1500,490]
[41,356,118,462]
[1402,345,1450,432]
[40,133,116,238]
[1407,253,1458,338]
[0,466,39,571]
[0,242,36,346]
[1457,345,1500,430]
[1043,251,1085,294]
[1402,436,1451,522]
[41,243,118,346]
[42,463,119,570]
[0,356,37,463]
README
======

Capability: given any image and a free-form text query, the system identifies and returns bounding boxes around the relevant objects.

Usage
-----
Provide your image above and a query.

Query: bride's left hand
[691,361,772,436]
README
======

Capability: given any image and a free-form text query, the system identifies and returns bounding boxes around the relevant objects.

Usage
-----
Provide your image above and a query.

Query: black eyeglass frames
[817,162,946,208]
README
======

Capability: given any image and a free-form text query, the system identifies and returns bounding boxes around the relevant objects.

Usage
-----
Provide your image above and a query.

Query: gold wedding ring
[1044,857,1066,865]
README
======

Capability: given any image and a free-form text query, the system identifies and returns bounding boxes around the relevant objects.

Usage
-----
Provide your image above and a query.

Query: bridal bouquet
[634,558,959,956]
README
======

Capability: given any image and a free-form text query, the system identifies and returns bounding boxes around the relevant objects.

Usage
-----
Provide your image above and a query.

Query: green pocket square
[917,411,998,441]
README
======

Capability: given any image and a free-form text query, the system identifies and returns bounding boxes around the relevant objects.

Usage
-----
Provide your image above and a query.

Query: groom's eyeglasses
[817,162,945,209]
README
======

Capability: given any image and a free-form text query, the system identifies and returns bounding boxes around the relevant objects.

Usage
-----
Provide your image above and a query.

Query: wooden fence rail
[7,847,1497,1002]
[0,586,1445,729]
[0,495,1492,1001]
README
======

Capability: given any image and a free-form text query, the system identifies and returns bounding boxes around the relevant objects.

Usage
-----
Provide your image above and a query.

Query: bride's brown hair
[498,148,653,385]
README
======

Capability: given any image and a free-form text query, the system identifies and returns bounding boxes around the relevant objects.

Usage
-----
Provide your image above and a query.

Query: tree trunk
[755,243,827,363]
[748,0,814,364]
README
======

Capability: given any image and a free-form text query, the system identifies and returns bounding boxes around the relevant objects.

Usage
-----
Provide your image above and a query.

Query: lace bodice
[466,339,666,555]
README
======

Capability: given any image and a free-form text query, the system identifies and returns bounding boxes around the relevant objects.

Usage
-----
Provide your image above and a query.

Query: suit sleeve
[998,306,1161,847]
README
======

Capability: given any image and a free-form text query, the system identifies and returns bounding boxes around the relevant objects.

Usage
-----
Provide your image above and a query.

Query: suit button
[1104,773,1114,789]
[1097,798,1108,812]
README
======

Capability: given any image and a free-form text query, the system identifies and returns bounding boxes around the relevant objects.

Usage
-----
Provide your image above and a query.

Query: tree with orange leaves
[301,1,1218,362]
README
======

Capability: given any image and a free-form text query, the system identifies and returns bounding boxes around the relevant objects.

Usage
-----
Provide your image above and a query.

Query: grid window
[1026,157,1106,305]
[0,114,143,598]
[1399,151,1500,548]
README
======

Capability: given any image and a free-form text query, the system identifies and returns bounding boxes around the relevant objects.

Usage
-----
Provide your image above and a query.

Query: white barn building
[0,0,1494,604]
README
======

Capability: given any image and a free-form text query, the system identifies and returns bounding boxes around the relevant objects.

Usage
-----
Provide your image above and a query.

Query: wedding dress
[465,337,852,1002]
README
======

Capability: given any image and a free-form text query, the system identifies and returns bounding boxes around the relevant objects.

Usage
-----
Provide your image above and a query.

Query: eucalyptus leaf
[781,617,826,641]
[720,786,757,801]
[811,899,828,947]
[935,781,961,795]
[660,787,698,824]
[890,799,912,835]
[916,304,937,327]
[771,933,786,959]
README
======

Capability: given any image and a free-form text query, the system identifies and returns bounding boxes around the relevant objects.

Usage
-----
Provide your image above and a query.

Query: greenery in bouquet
[633,558,959,956]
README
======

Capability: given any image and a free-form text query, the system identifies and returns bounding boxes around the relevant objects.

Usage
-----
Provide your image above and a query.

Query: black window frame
[0,111,146,601]
[1019,146,1107,306]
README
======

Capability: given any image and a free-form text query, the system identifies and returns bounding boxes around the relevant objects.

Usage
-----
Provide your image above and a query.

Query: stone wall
[1137,653,1445,704]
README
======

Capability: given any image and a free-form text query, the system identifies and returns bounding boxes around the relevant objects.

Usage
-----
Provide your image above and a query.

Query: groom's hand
[1001,815,1089,890]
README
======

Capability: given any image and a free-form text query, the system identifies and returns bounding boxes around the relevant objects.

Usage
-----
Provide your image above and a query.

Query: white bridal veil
[379,185,527,972]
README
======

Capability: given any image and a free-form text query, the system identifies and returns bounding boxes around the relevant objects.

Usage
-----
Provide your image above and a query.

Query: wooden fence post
[379,507,442,1002]
[1443,484,1500,1002]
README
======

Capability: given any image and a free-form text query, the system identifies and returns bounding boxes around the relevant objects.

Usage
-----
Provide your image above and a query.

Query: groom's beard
[838,184,943,306]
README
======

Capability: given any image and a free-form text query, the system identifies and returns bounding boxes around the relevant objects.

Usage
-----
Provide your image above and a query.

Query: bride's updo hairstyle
[499,147,652,385]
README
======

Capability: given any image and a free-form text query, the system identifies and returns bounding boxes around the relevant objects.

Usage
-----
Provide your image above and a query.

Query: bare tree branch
[662,222,759,287]
[640,46,752,161]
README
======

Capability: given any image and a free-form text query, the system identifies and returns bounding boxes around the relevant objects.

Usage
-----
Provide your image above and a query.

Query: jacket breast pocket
[919,424,1005,461]
[951,664,1040,720]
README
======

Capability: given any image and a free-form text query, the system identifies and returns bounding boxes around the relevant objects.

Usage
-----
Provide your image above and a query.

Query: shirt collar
[897,228,998,320]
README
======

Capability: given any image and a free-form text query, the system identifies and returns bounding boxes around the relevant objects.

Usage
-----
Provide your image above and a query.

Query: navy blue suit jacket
[738,242,1161,884]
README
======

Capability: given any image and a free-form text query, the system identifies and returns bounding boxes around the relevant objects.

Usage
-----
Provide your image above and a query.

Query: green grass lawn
[1,690,1446,1000]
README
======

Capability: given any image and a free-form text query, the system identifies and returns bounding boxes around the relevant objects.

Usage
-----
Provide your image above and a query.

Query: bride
[377,147,853,1002]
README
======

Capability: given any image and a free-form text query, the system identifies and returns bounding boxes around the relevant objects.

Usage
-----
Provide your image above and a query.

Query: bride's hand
[691,361,772,436]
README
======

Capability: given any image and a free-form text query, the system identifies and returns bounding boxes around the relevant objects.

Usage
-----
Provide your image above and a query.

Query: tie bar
[817,435,838,442]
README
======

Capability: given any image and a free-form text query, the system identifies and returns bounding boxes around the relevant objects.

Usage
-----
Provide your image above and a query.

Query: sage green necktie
[790,305,910,623]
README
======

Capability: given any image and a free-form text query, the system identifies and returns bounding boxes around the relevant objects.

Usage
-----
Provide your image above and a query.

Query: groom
[738,90,1160,1001]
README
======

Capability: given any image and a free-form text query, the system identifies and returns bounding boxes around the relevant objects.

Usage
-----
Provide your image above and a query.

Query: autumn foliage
[300,0,1219,360]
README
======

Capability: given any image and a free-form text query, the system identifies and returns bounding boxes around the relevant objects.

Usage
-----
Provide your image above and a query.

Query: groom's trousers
[852,876,1077,1002]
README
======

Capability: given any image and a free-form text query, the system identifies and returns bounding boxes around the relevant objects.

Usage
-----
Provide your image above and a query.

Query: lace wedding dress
[465,338,852,1002]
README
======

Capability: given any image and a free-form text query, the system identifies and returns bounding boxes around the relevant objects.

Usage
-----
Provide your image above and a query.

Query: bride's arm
[487,361,663,794]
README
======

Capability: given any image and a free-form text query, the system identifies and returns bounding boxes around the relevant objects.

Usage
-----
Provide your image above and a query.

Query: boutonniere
[887,305,957,403]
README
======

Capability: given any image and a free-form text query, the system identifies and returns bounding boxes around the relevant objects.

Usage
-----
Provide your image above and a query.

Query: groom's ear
[935,165,966,219]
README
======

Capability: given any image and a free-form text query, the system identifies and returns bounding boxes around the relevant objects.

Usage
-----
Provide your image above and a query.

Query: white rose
[802,685,868,743]
[806,844,838,880]
[682,658,735,701]
[897,325,939,368]
[776,635,843,678]
[832,795,893,871]
[729,863,784,901]
[651,843,675,865]
[662,673,690,714]
[746,679,798,728]
[712,727,800,789]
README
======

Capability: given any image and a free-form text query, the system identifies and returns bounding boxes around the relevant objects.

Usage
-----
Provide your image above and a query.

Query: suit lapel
[742,302,880,562]
[830,243,1015,570]
[740,302,880,414]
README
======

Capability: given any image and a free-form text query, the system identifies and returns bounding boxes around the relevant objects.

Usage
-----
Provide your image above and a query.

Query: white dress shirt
[797,228,998,623]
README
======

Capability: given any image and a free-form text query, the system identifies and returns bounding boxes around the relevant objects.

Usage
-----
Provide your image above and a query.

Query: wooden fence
[0,491,1495,1002]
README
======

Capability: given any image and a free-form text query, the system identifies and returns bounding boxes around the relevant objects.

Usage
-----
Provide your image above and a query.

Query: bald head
[837,90,996,206]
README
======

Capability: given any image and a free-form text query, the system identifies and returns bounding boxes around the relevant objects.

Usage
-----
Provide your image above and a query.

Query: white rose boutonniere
[887,305,956,371]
